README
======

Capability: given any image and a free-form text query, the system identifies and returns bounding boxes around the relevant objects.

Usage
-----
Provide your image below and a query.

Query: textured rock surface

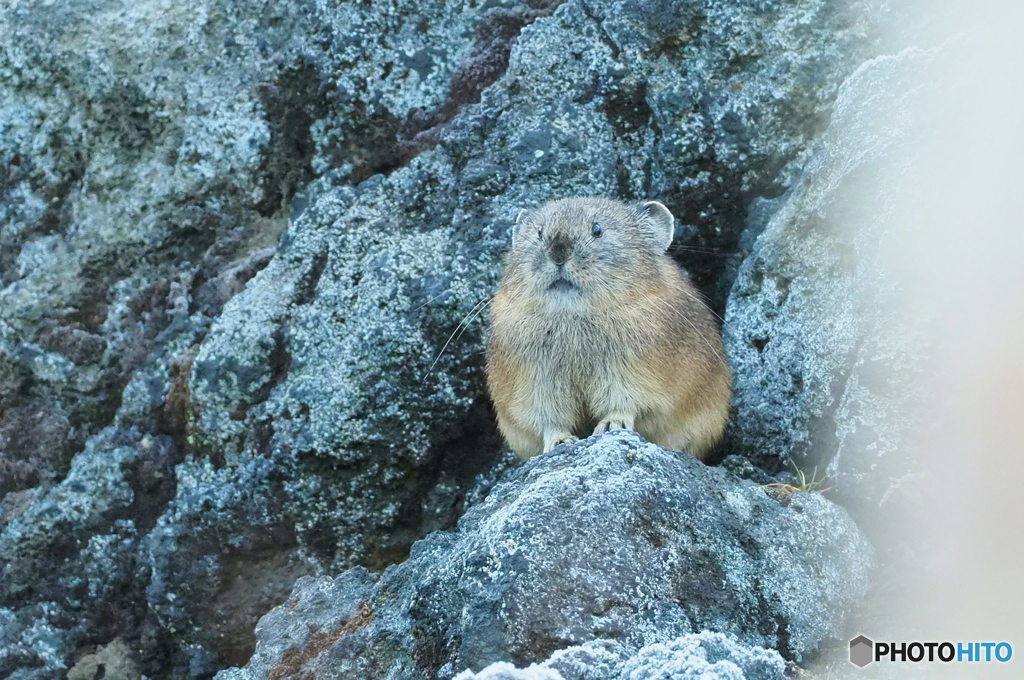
[0,0,901,677]
[723,48,929,514]
[186,0,886,577]
[448,633,786,680]
[0,0,317,492]
[217,433,870,679]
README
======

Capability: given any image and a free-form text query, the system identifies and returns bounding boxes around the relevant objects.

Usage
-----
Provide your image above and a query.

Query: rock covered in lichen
[0,0,895,676]
[723,48,931,515]
[450,633,786,680]
[218,432,870,679]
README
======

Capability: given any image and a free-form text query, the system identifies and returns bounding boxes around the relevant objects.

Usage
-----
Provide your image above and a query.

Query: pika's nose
[548,235,571,266]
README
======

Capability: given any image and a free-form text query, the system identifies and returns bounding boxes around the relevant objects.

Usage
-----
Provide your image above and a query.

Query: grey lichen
[0,0,911,677]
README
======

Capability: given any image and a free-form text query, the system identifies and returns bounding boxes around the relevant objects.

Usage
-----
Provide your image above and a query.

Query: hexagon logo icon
[849,635,874,667]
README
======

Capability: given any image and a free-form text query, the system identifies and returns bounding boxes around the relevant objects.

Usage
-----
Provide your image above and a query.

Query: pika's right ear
[511,208,532,246]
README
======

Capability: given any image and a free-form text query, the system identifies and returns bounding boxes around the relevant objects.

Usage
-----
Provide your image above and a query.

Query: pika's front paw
[543,432,579,452]
[593,416,634,435]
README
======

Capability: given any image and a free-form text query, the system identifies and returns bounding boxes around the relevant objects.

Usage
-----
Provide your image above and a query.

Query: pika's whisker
[422,295,493,382]
[450,297,491,347]
[669,245,730,257]
[679,286,725,324]
[414,287,455,311]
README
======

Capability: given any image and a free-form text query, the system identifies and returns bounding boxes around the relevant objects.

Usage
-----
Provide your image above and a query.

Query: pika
[485,197,732,459]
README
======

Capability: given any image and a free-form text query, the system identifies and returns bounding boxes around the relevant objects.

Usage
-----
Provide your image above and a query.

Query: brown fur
[485,197,731,459]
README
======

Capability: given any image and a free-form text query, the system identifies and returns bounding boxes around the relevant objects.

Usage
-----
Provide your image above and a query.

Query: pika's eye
[591,222,603,237]
[537,227,543,240]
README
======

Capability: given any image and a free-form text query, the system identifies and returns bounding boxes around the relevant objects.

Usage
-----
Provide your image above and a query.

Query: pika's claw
[542,431,578,452]
[593,416,634,435]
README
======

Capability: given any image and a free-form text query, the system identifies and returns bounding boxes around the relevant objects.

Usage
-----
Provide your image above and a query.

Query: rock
[0,0,891,675]
[188,0,887,575]
[0,0,318,494]
[67,638,142,680]
[450,633,786,680]
[0,433,140,679]
[723,48,932,514]
[218,432,870,679]
[0,403,71,495]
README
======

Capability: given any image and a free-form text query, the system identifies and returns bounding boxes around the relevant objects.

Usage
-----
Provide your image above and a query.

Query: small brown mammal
[486,197,732,459]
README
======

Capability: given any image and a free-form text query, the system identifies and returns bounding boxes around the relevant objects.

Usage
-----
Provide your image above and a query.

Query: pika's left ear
[637,201,675,251]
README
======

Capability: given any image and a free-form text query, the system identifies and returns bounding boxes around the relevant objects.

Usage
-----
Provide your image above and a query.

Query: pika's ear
[511,208,532,246]
[637,200,675,251]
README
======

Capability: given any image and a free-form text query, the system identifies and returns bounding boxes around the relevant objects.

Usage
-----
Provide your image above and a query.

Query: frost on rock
[219,433,869,679]
[453,632,787,680]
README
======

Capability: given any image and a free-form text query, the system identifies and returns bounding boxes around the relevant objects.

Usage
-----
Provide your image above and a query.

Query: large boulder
[723,48,931,515]
[0,0,892,676]
[218,432,870,679]
[187,0,888,575]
